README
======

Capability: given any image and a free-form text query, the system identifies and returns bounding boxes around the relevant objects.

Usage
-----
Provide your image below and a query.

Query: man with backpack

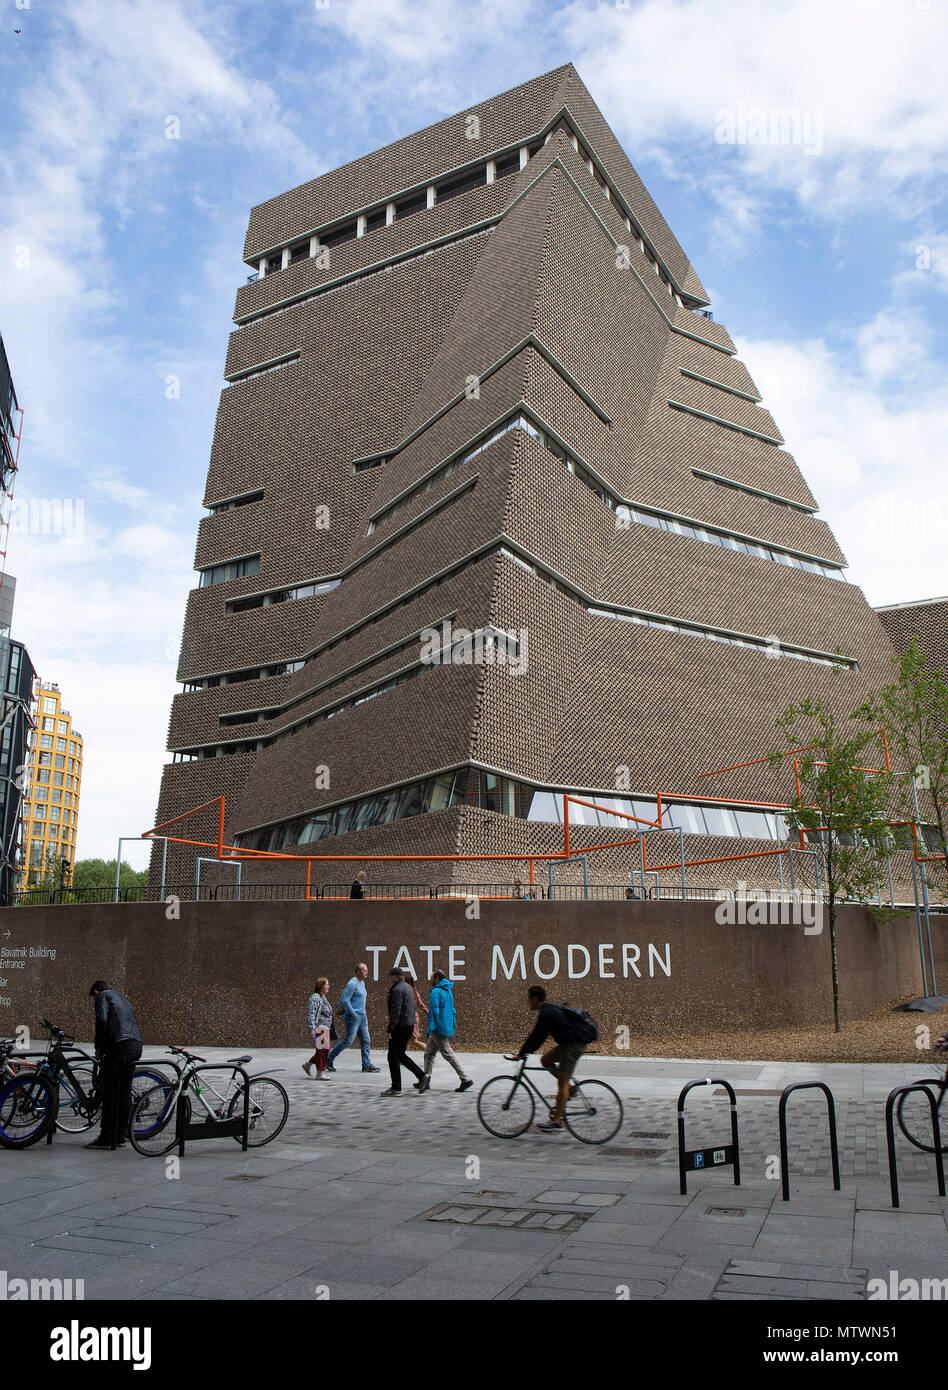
[516,985,598,1133]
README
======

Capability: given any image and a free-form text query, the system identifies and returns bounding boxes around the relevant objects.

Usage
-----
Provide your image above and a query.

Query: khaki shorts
[545,1042,586,1076]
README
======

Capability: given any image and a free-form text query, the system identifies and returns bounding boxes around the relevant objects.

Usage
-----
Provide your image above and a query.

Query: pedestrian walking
[403,973,428,1048]
[327,962,380,1073]
[349,871,367,899]
[303,978,334,1079]
[85,980,143,1149]
[414,970,472,1093]
[381,968,424,1096]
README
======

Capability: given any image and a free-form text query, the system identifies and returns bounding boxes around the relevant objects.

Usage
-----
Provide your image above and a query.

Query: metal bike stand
[778,1083,840,1202]
[677,1078,741,1194]
[884,1084,945,1209]
[174,1063,252,1156]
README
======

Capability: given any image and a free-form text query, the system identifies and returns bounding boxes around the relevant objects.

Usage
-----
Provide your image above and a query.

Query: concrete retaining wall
[0,898,933,1051]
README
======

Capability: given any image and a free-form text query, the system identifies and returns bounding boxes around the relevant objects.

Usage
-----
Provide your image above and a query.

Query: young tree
[769,698,894,1032]
[857,638,948,900]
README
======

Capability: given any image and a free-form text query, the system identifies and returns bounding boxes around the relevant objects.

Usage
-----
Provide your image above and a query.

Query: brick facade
[152,65,904,894]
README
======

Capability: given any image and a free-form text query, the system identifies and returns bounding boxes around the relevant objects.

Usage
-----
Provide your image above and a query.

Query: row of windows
[250,617,454,723]
[235,766,799,854]
[220,625,516,738]
[512,413,844,577]
[251,118,703,317]
[181,527,855,755]
[228,577,340,614]
[693,468,815,515]
[172,742,262,762]
[499,546,855,669]
[40,718,70,734]
[38,736,80,754]
[257,148,526,278]
[368,415,521,534]
[28,837,72,864]
[32,770,76,788]
[27,786,75,805]
[238,769,471,851]
[616,504,844,579]
[35,751,77,772]
[199,555,260,588]
[207,490,264,515]
[183,660,305,693]
[30,806,76,824]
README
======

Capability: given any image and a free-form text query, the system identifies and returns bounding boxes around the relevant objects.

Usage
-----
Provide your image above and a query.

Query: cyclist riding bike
[515,985,593,1133]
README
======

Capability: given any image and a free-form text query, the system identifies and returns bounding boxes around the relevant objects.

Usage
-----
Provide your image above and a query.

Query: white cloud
[737,324,948,607]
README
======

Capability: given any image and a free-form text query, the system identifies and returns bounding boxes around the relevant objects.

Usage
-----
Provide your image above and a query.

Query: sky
[0,0,946,863]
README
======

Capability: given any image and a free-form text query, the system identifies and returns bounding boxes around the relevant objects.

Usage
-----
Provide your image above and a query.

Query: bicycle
[129,1046,289,1157]
[477,1054,623,1144]
[896,1034,948,1154]
[0,1022,173,1149]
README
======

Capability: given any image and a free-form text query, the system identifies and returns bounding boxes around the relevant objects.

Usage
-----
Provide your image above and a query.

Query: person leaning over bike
[87,979,142,1149]
[516,985,588,1133]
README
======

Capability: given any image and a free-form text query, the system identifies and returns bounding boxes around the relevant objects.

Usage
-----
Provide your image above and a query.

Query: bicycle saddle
[227,1054,252,1064]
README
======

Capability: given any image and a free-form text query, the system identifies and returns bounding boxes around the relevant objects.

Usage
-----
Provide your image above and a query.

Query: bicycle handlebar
[167,1046,206,1063]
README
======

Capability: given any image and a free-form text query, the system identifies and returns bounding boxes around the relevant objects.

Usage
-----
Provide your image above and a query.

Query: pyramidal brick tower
[154,64,902,894]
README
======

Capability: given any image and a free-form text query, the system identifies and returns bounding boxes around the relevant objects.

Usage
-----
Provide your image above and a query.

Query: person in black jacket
[349,872,367,899]
[381,968,425,1096]
[87,980,143,1149]
[516,985,587,1133]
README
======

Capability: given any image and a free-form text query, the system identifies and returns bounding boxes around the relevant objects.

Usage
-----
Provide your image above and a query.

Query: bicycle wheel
[228,1077,289,1147]
[0,1073,57,1148]
[55,1062,98,1133]
[896,1084,947,1153]
[564,1079,623,1145]
[129,1083,189,1157]
[476,1076,535,1138]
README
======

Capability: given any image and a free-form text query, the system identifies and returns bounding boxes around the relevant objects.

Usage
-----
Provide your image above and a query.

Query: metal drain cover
[629,1131,671,1139]
[705,1206,746,1218]
[418,1202,590,1233]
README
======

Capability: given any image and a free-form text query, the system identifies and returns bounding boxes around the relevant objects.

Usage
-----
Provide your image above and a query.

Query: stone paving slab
[2,1047,946,1301]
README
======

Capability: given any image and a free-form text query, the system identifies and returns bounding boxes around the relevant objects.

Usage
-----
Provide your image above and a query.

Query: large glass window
[199,555,260,588]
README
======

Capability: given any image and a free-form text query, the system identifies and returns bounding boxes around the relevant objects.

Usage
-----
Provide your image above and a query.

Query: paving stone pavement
[1,1047,946,1301]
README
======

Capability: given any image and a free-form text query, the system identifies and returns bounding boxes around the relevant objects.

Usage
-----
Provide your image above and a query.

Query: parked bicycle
[477,1054,623,1144]
[0,1021,171,1149]
[129,1046,289,1157]
[897,1033,948,1154]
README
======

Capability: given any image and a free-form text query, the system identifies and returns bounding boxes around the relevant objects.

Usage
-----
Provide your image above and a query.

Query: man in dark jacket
[349,872,367,899]
[381,968,425,1096]
[516,985,587,1133]
[87,980,143,1149]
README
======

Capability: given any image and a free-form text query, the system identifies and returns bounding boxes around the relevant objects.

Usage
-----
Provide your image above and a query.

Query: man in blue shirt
[327,962,380,1073]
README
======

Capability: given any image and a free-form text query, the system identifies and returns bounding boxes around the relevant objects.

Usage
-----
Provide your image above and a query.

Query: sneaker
[362,1064,380,1073]
[380,1087,402,1097]
[301,1062,313,1076]
[414,1075,430,1093]
[317,1072,331,1080]
[536,1120,565,1133]
[456,1079,473,1092]
[326,1062,336,1072]
[85,1137,125,1150]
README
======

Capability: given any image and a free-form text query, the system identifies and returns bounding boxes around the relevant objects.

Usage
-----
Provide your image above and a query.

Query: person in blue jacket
[326,962,380,1073]
[414,970,473,1094]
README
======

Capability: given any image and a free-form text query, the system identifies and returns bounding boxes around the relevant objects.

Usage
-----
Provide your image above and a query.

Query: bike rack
[884,1083,946,1209]
[778,1083,841,1202]
[677,1079,741,1194]
[174,1063,251,1156]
